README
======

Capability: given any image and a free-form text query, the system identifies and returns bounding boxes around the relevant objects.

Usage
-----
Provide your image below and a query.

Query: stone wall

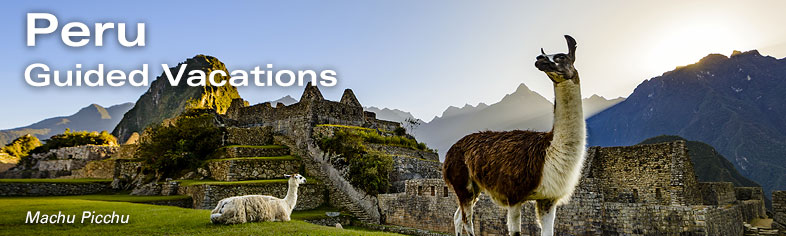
[0,181,111,196]
[69,159,116,179]
[224,86,401,139]
[389,155,442,193]
[774,191,786,232]
[215,146,290,159]
[177,182,326,210]
[114,144,138,159]
[367,143,439,161]
[699,182,737,205]
[1,145,118,178]
[224,126,273,146]
[378,142,767,235]
[207,158,302,181]
[379,178,767,236]
[585,141,703,205]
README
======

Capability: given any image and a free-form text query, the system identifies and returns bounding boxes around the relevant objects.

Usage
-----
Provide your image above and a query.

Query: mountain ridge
[416,83,624,158]
[0,103,133,145]
[588,50,786,199]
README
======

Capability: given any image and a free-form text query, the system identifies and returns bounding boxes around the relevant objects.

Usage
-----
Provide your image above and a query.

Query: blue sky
[2,0,785,129]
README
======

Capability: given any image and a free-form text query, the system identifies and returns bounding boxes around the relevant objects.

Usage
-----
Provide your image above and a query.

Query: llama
[443,35,584,236]
[210,174,306,224]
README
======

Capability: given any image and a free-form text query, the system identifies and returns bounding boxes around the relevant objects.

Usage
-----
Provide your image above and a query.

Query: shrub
[30,129,116,154]
[135,109,222,178]
[1,134,42,158]
[318,129,392,195]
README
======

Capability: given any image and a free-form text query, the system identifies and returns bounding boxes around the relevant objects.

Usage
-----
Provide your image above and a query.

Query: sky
[1,0,786,129]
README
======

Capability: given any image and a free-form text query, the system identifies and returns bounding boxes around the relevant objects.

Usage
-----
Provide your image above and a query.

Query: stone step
[176,179,325,211]
[206,156,302,181]
[214,145,290,159]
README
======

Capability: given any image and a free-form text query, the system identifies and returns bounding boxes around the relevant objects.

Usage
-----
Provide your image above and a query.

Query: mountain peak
[514,83,532,93]
[730,49,761,58]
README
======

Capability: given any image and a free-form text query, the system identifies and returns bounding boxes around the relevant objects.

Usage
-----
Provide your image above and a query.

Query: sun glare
[641,14,751,76]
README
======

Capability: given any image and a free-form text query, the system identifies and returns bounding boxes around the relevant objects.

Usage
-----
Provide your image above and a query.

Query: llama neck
[283,183,298,212]
[550,78,585,150]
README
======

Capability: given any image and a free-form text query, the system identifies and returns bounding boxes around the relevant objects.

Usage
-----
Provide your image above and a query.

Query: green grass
[55,194,192,203]
[289,205,346,221]
[221,145,287,149]
[207,155,298,162]
[0,196,401,236]
[0,178,111,184]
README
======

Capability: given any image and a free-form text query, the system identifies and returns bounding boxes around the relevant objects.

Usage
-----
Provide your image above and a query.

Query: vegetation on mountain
[638,135,759,187]
[135,109,222,179]
[112,55,241,143]
[30,129,116,154]
[0,134,41,159]
[318,128,394,195]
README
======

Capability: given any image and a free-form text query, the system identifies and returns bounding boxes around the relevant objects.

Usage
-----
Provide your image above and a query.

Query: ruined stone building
[379,141,770,235]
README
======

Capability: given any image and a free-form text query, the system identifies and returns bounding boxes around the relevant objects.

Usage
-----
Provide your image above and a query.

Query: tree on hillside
[1,134,42,159]
[30,129,117,154]
[135,109,222,179]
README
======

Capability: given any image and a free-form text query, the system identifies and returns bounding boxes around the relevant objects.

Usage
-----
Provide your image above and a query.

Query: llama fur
[443,35,585,236]
[210,174,306,224]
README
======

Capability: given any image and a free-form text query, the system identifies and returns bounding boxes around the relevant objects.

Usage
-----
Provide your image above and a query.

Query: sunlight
[641,14,751,75]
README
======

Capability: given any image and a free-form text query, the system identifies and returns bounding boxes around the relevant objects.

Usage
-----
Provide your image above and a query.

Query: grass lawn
[0,195,401,236]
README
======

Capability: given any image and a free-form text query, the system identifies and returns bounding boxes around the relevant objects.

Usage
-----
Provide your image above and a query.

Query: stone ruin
[224,84,401,139]
[378,140,772,235]
[0,145,120,179]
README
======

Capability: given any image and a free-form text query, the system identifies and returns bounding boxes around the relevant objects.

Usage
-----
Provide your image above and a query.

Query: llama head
[284,174,306,185]
[535,35,578,84]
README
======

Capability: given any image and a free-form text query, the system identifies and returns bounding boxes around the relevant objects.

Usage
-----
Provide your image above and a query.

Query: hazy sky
[2,0,785,129]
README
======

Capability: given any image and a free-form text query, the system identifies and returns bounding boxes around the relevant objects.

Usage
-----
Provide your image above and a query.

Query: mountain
[587,50,786,198]
[112,55,241,143]
[416,83,624,159]
[638,135,759,187]
[434,103,489,121]
[0,103,133,145]
[364,106,421,124]
[271,95,298,106]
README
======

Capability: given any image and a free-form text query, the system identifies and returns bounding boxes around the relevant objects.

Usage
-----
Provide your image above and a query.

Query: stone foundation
[0,181,111,196]
[389,156,441,193]
[379,179,768,236]
[774,191,786,232]
[215,146,290,159]
[207,158,302,181]
[699,182,737,205]
[177,182,326,210]
[224,126,274,146]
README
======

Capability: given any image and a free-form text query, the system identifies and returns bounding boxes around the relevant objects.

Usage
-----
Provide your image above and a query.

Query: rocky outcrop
[112,55,241,143]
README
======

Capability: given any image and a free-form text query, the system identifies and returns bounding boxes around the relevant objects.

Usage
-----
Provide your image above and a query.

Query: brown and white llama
[443,35,585,236]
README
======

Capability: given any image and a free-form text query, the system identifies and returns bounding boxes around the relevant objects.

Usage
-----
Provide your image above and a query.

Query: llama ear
[565,35,577,62]
[284,174,291,178]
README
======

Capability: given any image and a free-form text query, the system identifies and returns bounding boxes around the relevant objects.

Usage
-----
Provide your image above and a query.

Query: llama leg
[536,199,557,236]
[461,200,477,236]
[506,204,522,236]
[454,208,463,236]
